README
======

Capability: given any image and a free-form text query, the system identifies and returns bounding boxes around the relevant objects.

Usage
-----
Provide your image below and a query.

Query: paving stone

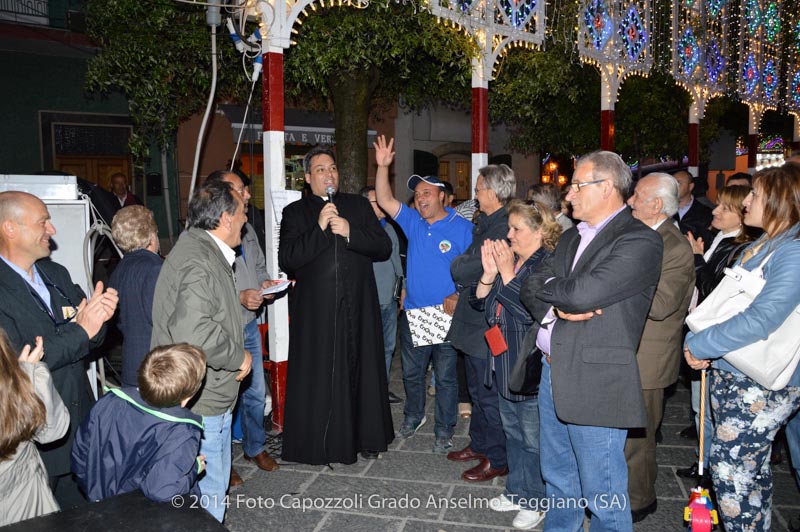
[656,445,698,468]
[300,474,449,520]
[318,512,405,532]
[366,446,472,484]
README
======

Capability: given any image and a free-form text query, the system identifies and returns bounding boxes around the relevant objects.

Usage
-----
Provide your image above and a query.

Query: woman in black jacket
[688,185,753,302]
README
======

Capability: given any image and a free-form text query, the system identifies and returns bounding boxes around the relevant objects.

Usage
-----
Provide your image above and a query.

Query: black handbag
[508,347,543,395]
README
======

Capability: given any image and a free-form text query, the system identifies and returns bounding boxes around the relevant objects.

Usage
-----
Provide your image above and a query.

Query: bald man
[0,191,118,507]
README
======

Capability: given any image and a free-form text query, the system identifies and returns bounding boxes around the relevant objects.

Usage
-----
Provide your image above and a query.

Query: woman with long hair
[471,200,562,530]
[684,163,800,530]
[677,185,754,481]
[0,330,69,525]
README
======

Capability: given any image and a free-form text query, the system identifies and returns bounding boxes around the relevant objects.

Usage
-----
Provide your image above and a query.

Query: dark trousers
[624,388,663,510]
[457,352,470,403]
[464,354,507,468]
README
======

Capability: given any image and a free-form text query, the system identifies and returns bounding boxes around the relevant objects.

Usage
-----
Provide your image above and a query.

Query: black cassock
[279,193,395,465]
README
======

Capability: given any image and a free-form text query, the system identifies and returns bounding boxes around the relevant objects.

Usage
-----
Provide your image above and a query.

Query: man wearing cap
[373,136,473,455]
[279,146,394,465]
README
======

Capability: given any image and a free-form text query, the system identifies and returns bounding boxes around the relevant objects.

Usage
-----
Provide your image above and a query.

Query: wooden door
[54,156,131,191]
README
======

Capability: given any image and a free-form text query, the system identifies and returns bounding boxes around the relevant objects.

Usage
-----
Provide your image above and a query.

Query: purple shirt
[536,205,627,357]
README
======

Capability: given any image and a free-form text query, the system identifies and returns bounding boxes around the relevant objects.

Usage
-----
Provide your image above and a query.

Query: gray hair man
[625,172,695,522]
[151,181,251,522]
[204,170,279,484]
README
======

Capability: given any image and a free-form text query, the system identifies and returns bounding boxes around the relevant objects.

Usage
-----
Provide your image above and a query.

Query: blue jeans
[380,302,398,381]
[399,313,457,439]
[199,410,233,522]
[499,393,545,503]
[240,319,267,457]
[465,355,506,468]
[691,375,713,466]
[539,361,632,532]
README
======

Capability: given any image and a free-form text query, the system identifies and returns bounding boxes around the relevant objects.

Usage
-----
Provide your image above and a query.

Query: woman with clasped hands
[470,200,561,531]
[684,163,800,531]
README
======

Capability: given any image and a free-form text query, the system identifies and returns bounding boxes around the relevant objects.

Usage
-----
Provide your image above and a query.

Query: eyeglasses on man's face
[567,178,607,193]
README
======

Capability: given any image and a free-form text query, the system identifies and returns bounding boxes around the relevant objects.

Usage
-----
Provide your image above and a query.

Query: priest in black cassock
[279,146,395,465]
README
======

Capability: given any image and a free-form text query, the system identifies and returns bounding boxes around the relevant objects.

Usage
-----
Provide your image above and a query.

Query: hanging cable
[230,76,259,170]
[188,17,220,213]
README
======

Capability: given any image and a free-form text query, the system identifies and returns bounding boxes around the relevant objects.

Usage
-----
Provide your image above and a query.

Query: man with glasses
[0,190,119,507]
[204,170,280,486]
[520,151,663,531]
[151,181,252,523]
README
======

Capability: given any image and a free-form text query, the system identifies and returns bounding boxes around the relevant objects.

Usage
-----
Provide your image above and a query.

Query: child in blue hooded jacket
[72,343,207,502]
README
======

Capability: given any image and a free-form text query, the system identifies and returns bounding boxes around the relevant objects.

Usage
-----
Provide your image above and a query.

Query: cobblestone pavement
[225,365,800,532]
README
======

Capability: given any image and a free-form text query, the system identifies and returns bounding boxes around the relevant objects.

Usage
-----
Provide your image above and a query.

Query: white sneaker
[512,509,546,530]
[489,493,521,512]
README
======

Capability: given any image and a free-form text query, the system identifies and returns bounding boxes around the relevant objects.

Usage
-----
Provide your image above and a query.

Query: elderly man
[279,146,394,465]
[520,151,663,531]
[204,170,279,484]
[445,164,515,482]
[625,173,695,522]
[151,181,252,522]
[0,191,118,507]
[374,135,473,455]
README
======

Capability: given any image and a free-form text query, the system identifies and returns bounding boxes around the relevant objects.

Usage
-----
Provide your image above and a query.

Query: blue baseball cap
[407,174,446,191]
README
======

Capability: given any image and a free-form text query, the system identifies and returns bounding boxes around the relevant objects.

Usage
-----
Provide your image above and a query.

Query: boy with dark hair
[71,344,207,503]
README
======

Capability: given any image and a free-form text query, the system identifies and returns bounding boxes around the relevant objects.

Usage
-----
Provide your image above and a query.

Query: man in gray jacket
[360,186,404,404]
[151,181,252,523]
[205,171,280,484]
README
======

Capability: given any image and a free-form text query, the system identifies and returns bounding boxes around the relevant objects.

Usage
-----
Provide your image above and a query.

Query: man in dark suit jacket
[520,151,663,531]
[673,170,713,247]
[625,173,695,522]
[0,191,118,507]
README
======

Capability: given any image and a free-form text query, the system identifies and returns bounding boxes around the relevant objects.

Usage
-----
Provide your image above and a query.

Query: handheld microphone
[325,185,336,203]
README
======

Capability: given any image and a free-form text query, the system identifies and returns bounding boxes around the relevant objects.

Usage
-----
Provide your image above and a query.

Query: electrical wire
[188,24,219,212]
[230,76,259,170]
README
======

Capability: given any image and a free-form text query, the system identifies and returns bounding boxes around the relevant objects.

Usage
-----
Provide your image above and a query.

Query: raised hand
[687,231,704,255]
[373,135,395,168]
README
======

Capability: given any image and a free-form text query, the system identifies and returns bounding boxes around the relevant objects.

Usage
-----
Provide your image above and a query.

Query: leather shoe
[461,458,508,482]
[229,466,244,487]
[676,463,712,487]
[631,499,657,523]
[676,463,699,478]
[360,450,380,460]
[388,391,403,404]
[243,450,279,472]
[447,445,485,463]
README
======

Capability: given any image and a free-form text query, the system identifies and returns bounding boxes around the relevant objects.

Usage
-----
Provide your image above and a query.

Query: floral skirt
[709,369,800,532]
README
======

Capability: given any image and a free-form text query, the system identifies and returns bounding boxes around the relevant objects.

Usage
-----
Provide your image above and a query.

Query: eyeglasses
[474,186,489,194]
[567,178,607,193]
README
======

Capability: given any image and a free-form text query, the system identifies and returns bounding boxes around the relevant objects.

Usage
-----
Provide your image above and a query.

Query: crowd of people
[0,144,798,532]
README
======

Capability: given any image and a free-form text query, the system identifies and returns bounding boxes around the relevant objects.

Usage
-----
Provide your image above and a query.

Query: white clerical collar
[205,231,236,266]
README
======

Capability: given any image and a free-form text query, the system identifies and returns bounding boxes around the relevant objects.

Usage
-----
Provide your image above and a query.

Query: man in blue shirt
[373,136,473,454]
